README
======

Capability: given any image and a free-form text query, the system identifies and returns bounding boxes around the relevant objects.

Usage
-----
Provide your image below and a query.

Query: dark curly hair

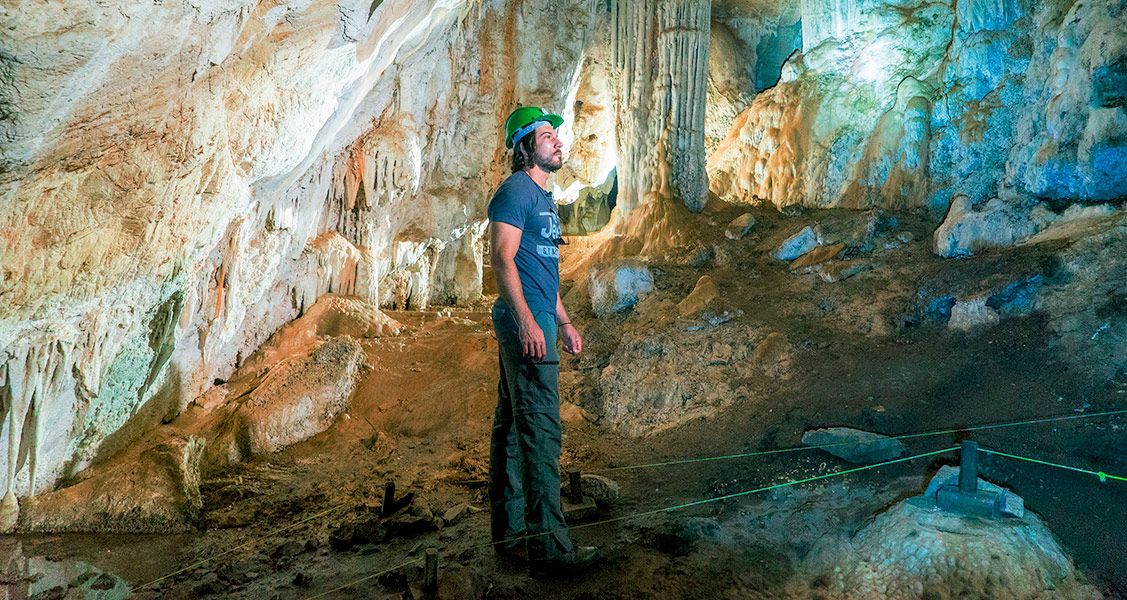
[510,132,538,174]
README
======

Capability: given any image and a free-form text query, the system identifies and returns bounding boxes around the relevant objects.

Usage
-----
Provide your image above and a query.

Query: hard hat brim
[506,112,565,149]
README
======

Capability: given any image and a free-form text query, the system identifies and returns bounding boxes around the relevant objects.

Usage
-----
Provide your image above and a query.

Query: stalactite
[610,0,710,217]
[1,341,71,532]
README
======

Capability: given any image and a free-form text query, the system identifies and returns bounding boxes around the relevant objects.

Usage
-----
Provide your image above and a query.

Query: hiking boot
[529,546,601,578]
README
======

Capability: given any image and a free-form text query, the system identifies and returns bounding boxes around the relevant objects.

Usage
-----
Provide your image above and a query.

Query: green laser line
[590,408,1127,473]
[306,446,958,598]
[132,503,347,592]
[981,448,1127,484]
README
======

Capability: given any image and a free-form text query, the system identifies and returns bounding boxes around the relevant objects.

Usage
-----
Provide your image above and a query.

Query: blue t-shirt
[488,171,562,314]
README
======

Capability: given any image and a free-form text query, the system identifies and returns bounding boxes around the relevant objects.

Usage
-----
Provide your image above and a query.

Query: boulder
[589,260,655,316]
[790,243,845,272]
[750,332,792,378]
[563,473,620,506]
[801,427,906,464]
[819,260,872,282]
[677,275,720,316]
[442,503,473,526]
[774,225,824,260]
[725,213,757,239]
[209,338,367,465]
[933,196,1039,258]
[948,297,1000,331]
[19,435,205,533]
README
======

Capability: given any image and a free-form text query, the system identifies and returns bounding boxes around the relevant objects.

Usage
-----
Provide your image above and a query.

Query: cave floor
[7,206,1127,600]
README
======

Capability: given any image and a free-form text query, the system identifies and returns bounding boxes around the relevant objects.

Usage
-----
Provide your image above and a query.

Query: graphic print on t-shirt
[536,210,561,258]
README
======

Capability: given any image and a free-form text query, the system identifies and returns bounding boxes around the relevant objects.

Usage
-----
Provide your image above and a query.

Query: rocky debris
[819,260,872,283]
[441,503,473,526]
[297,294,402,338]
[854,211,899,250]
[803,499,1100,600]
[654,517,722,556]
[774,225,824,260]
[329,518,387,551]
[433,564,487,600]
[790,243,845,272]
[948,297,1000,331]
[560,401,596,424]
[562,474,620,507]
[725,213,757,239]
[272,540,307,559]
[801,427,906,464]
[193,571,222,596]
[597,325,757,436]
[677,275,720,317]
[750,332,792,378]
[589,260,655,316]
[385,514,438,538]
[986,276,1043,319]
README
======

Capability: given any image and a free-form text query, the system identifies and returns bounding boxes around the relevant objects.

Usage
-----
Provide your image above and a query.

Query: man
[487,106,600,576]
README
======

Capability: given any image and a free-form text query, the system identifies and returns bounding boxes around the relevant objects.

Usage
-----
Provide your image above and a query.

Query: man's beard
[533,149,563,173]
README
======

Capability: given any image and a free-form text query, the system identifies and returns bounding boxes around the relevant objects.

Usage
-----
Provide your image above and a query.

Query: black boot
[529,546,601,578]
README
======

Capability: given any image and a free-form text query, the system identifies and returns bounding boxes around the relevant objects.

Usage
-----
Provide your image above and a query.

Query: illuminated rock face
[709,0,1127,234]
[0,0,602,524]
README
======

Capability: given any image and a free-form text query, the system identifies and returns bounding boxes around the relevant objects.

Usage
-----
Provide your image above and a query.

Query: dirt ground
[6,203,1127,600]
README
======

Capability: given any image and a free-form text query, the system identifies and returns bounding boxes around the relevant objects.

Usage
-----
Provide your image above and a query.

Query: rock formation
[708,0,1127,228]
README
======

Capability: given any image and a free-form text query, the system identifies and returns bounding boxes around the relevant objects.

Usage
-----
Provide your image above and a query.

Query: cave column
[611,0,711,217]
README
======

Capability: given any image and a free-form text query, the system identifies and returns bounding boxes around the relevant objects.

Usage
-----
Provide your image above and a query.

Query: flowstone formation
[802,499,1101,600]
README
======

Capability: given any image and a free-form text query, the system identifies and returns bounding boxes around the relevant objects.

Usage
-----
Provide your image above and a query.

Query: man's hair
[510,132,537,174]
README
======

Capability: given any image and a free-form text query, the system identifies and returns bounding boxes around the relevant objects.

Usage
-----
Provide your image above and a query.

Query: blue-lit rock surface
[708,0,1127,234]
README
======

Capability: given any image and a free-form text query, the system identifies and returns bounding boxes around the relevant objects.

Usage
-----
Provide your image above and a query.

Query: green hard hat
[504,106,564,149]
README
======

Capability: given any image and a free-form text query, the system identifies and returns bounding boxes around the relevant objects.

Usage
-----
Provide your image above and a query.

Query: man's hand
[560,323,582,355]
[519,317,547,361]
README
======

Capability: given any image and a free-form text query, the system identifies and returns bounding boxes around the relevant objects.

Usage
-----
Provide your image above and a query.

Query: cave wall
[0,0,602,510]
[708,0,1127,221]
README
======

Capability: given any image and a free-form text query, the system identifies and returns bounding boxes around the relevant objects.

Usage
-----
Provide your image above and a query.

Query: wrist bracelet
[558,322,571,327]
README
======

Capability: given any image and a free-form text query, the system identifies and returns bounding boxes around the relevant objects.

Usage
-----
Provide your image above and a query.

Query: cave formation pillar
[611,0,711,218]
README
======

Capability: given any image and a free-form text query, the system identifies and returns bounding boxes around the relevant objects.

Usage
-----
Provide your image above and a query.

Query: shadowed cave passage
[2,0,1127,598]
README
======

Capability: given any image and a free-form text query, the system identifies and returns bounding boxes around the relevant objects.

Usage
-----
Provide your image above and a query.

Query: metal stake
[382,481,396,517]
[959,440,978,493]
[568,471,584,505]
[424,548,439,595]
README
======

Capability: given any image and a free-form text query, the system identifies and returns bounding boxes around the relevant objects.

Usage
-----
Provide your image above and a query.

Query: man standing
[487,106,600,576]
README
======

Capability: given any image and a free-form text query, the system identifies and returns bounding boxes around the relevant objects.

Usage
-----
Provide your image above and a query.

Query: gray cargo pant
[489,304,574,561]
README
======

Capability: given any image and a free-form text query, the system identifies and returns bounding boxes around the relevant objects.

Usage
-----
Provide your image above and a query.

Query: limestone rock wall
[708,0,1127,222]
[0,0,602,514]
